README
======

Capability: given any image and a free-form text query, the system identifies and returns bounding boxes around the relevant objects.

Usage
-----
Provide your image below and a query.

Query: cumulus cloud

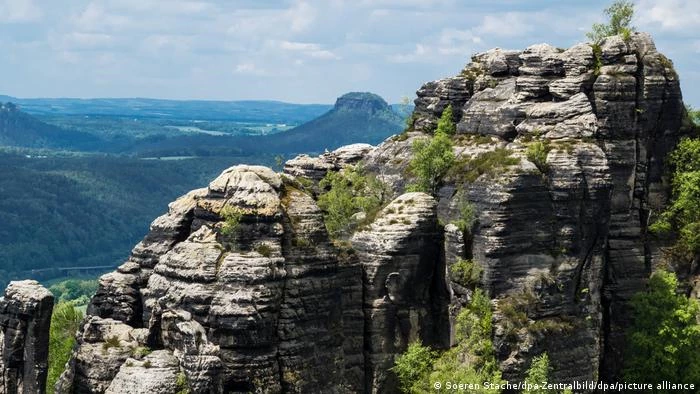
[276,40,340,60]
[0,0,43,23]
[234,63,269,76]
[476,12,535,38]
[1,0,699,106]
[636,0,700,32]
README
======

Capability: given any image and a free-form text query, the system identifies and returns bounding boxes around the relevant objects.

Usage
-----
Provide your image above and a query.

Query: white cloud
[73,3,132,32]
[234,63,268,76]
[437,28,481,55]
[0,0,42,22]
[287,1,316,32]
[636,0,700,32]
[64,33,114,49]
[276,40,340,60]
[476,12,535,38]
[140,34,193,53]
[388,44,430,63]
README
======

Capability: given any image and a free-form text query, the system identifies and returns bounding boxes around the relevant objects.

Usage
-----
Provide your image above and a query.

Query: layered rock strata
[0,280,53,394]
[403,32,684,382]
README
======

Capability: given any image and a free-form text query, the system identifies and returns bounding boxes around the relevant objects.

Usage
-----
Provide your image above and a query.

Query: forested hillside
[0,153,273,287]
[0,103,103,150]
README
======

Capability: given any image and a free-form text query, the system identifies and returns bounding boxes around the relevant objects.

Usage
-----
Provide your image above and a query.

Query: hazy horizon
[2,0,699,106]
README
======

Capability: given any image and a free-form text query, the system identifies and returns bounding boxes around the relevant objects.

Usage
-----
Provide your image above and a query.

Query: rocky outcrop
[56,165,352,393]
[334,92,392,114]
[284,143,375,182]
[5,32,688,393]
[105,350,181,394]
[352,193,448,393]
[0,280,53,394]
[407,31,685,383]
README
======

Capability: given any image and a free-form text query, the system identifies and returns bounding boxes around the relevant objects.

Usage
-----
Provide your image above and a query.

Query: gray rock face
[15,32,688,393]
[0,280,53,394]
[105,350,181,394]
[410,31,685,383]
[57,165,350,393]
[284,143,375,182]
[351,193,448,393]
[414,76,472,132]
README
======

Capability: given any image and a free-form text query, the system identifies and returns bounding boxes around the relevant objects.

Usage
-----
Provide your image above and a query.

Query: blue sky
[1,0,699,106]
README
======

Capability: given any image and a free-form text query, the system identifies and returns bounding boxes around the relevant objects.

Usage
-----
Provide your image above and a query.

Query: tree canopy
[407,105,456,195]
[623,270,700,385]
[587,0,635,43]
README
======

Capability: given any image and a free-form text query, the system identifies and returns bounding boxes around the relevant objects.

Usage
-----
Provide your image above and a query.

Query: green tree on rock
[435,105,456,136]
[650,137,700,257]
[407,106,456,195]
[587,0,635,43]
[623,270,700,385]
[523,353,556,394]
[393,289,505,393]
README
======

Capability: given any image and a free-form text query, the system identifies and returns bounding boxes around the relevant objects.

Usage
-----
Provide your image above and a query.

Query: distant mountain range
[0,95,332,123]
[0,102,102,150]
[0,92,409,156]
[259,92,405,152]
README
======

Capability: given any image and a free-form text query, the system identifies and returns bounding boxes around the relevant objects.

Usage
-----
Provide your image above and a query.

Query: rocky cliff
[1,32,692,393]
[0,280,53,394]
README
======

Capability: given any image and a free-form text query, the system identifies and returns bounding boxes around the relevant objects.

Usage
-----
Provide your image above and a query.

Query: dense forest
[0,152,274,287]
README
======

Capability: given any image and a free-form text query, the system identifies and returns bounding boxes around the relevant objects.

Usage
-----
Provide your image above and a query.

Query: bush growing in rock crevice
[449,148,520,184]
[48,302,83,390]
[586,1,635,44]
[317,165,389,238]
[623,270,700,384]
[392,289,504,393]
[649,137,700,257]
[452,194,476,234]
[219,205,243,237]
[406,106,456,195]
[526,140,551,174]
[450,259,481,287]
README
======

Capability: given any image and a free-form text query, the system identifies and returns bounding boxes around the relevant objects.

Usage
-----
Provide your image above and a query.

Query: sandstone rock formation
[284,143,375,182]
[402,31,686,383]
[0,280,53,394]
[3,32,691,393]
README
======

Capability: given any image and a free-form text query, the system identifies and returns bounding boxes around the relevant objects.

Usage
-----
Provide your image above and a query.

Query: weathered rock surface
[104,350,181,394]
[6,32,689,393]
[408,31,685,383]
[284,143,375,182]
[352,193,448,393]
[0,280,53,394]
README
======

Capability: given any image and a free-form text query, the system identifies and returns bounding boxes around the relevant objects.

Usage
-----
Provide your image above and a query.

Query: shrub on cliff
[393,289,504,393]
[623,270,700,384]
[649,137,700,257]
[523,353,565,394]
[586,0,635,43]
[407,106,456,195]
[48,302,84,390]
[435,105,457,136]
[526,141,551,174]
[392,342,437,393]
[318,166,389,238]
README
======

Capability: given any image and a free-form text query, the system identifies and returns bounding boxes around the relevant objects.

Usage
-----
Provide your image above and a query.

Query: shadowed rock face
[352,193,449,393]
[6,33,690,393]
[0,280,53,394]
